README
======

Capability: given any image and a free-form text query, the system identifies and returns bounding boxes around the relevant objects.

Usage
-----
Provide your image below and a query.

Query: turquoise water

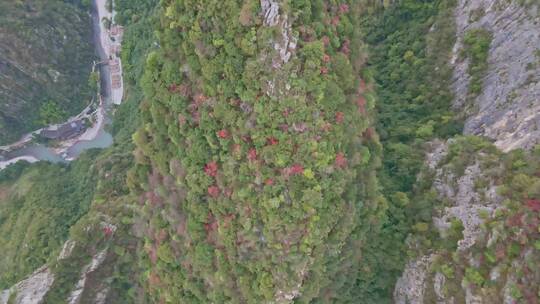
[67,128,113,158]
[2,0,115,166]
[6,146,65,163]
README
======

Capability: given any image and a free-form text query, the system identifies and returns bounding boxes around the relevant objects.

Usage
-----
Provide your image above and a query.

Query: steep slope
[0,146,140,304]
[0,156,97,289]
[395,138,540,303]
[129,1,383,302]
[451,0,540,151]
[0,0,94,144]
[0,1,156,302]
[393,1,540,303]
[356,1,462,301]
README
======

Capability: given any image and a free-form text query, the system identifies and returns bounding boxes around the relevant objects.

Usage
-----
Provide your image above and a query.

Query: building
[40,120,86,140]
[111,74,122,89]
[109,58,121,73]
[109,44,121,56]
[110,25,124,39]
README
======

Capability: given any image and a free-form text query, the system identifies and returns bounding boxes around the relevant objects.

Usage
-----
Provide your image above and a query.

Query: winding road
[0,0,120,169]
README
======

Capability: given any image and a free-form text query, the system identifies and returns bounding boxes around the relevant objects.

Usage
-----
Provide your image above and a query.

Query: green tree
[38,100,67,125]
[130,1,384,302]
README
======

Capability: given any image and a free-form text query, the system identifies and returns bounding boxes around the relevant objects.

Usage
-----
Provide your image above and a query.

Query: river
[1,0,115,166]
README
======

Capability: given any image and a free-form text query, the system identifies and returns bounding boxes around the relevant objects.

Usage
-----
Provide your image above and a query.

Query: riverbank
[0,0,124,170]
[0,156,38,170]
[96,0,124,105]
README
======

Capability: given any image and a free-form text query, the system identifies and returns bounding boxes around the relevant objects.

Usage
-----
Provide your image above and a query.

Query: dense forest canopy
[0,0,539,303]
[129,0,385,302]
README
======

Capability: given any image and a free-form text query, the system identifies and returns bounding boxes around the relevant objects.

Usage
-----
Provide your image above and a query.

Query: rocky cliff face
[0,266,53,304]
[0,223,117,304]
[452,0,540,152]
[395,1,540,302]
[395,138,540,303]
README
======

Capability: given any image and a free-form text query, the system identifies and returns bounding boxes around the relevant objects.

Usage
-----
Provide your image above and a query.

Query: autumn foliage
[131,1,382,303]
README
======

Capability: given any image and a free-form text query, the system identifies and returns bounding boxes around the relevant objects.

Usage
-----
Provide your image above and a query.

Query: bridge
[94,60,109,66]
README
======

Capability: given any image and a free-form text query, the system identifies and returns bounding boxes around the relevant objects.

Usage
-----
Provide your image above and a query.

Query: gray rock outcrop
[0,266,53,304]
[452,0,540,152]
[261,0,280,26]
[394,255,433,304]
[260,0,297,69]
[395,1,540,299]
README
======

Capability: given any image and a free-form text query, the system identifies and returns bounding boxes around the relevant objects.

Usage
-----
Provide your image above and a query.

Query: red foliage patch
[204,161,218,177]
[321,122,332,132]
[322,36,330,46]
[335,111,344,124]
[523,288,539,304]
[322,54,331,63]
[204,215,218,234]
[149,272,161,286]
[156,229,168,244]
[339,4,349,13]
[290,164,304,175]
[340,39,350,55]
[526,216,539,232]
[176,221,187,236]
[495,244,506,260]
[194,93,207,105]
[222,213,235,229]
[168,84,178,93]
[217,129,230,139]
[168,83,190,97]
[506,212,524,227]
[363,127,375,140]
[358,79,367,93]
[145,191,163,206]
[320,66,329,75]
[282,108,291,117]
[223,187,233,198]
[356,96,366,114]
[191,111,200,124]
[526,199,540,212]
[282,164,304,178]
[208,186,220,198]
[331,15,340,26]
[267,137,279,146]
[335,152,347,168]
[178,114,187,126]
[248,148,258,161]
[265,178,274,186]
[103,226,114,237]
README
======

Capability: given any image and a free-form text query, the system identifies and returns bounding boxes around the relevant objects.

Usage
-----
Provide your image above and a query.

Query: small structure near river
[40,120,86,140]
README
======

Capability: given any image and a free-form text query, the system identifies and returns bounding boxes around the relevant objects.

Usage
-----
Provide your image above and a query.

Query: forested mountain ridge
[0,0,94,145]
[0,0,539,303]
[130,0,385,302]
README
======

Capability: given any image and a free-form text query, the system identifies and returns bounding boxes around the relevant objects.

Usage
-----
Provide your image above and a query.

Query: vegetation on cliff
[0,0,156,298]
[0,155,97,288]
[408,137,540,303]
[462,28,492,97]
[355,1,461,301]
